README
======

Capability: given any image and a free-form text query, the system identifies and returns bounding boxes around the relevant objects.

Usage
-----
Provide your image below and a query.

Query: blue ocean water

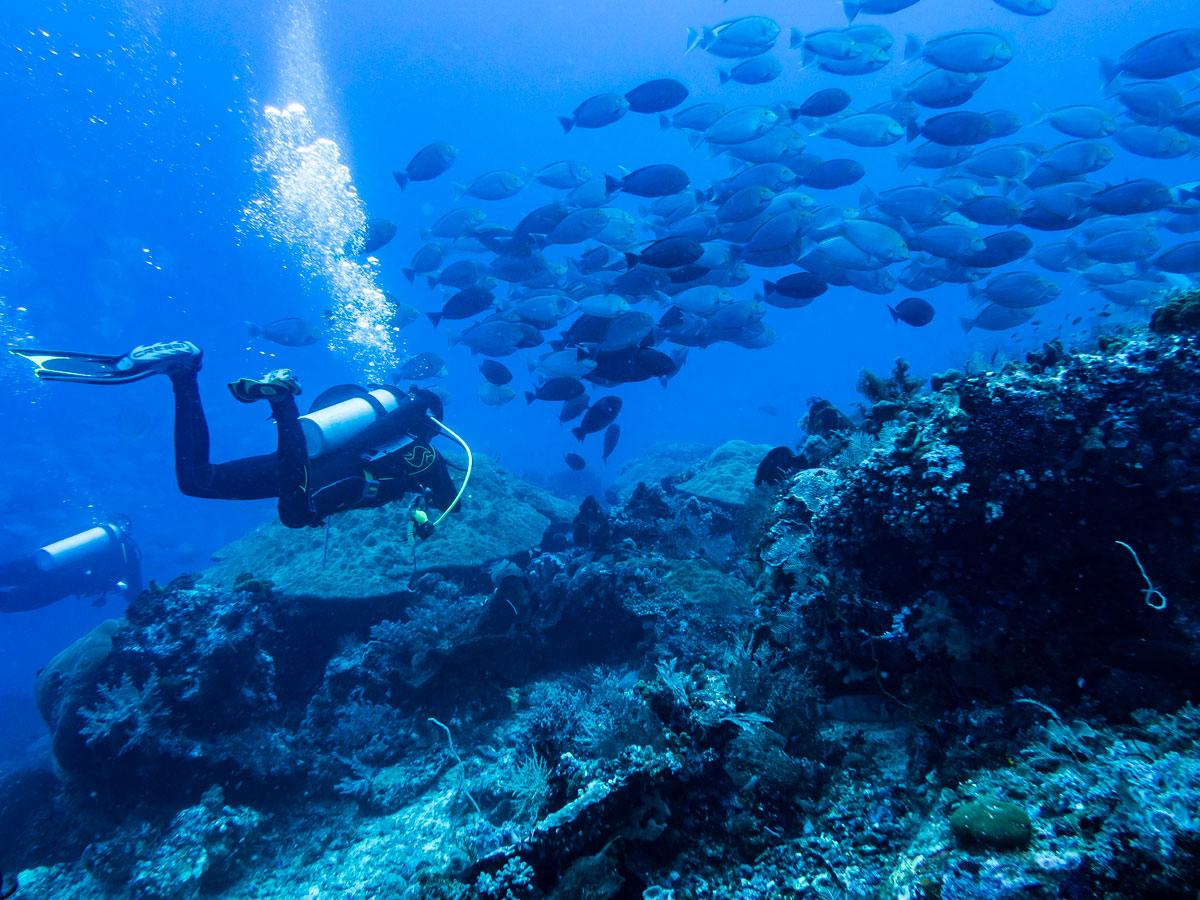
[0,0,1195,844]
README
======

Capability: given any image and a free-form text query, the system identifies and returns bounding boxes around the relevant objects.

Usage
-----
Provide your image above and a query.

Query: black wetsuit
[169,371,458,529]
[0,526,142,614]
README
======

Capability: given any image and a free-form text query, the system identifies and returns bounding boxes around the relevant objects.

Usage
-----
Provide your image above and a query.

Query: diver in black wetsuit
[0,518,142,614]
[10,341,469,535]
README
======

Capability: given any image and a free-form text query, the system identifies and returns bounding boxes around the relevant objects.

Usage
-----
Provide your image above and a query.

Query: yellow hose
[428,416,472,527]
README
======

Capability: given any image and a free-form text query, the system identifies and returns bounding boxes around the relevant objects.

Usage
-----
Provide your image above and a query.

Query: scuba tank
[35,521,125,572]
[299,387,407,459]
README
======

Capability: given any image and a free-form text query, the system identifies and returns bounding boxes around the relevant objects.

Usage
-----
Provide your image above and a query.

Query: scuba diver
[0,518,142,614]
[9,341,471,537]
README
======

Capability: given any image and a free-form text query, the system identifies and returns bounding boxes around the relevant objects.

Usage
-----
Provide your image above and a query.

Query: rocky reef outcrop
[205,455,576,606]
[6,310,1200,899]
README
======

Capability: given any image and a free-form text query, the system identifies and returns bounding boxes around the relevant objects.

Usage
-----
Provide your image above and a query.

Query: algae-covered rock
[611,441,711,501]
[950,799,1033,851]
[676,440,773,507]
[662,558,753,615]
[204,455,574,602]
[35,619,120,770]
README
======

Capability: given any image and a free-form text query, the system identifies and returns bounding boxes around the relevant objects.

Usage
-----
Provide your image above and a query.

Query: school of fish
[361,6,1200,466]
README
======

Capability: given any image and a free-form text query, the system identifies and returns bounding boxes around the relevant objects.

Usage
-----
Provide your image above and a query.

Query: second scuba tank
[299,388,401,458]
[36,524,119,572]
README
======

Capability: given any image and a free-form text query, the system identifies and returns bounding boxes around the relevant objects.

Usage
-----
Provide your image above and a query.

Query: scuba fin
[8,341,201,384]
[9,348,136,384]
[228,368,302,404]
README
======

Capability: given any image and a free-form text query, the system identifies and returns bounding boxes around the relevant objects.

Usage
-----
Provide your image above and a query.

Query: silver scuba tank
[298,388,402,459]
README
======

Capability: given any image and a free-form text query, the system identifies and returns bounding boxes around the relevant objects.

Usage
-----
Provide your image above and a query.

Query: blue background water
[0,0,1189,755]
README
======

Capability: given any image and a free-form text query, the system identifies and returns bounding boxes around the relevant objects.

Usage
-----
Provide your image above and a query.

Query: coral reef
[4,322,1200,898]
[761,327,1200,716]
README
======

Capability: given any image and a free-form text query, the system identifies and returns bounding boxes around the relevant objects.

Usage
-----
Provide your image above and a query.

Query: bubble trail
[241,1,396,376]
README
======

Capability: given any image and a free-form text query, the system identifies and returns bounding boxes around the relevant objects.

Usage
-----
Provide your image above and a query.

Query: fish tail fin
[763,279,777,296]
[452,182,467,200]
[859,185,878,208]
[624,252,639,269]
[393,171,409,190]
[903,33,923,63]
[1099,57,1120,85]
[558,116,574,134]
[427,312,442,328]
[687,131,705,150]
[571,426,586,442]
[659,114,671,130]
[789,27,804,51]
[402,268,415,283]
[685,27,701,53]
[906,118,920,143]
[426,276,439,290]
[959,316,975,333]
[895,148,912,169]
[801,48,817,68]
[843,0,861,22]
[604,174,623,195]
[719,69,731,85]
[1030,101,1047,126]
[525,391,536,405]
[245,321,261,338]
[887,304,899,324]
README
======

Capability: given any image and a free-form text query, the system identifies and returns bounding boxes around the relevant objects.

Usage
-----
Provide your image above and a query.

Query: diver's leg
[267,393,318,528]
[0,554,39,589]
[170,371,279,500]
[170,370,215,496]
[224,367,315,527]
